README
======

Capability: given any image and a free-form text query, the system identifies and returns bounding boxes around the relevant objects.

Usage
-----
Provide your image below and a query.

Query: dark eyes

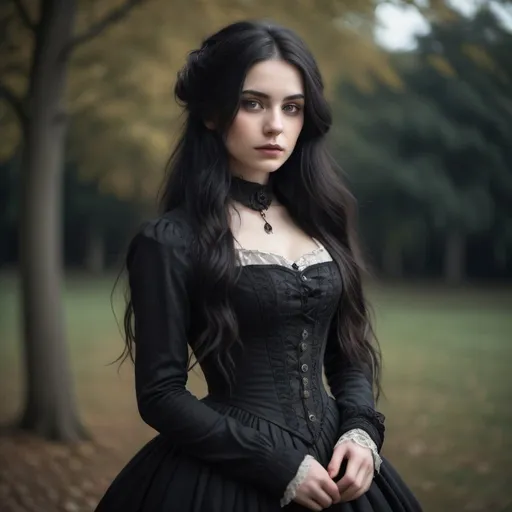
[283,104,302,114]
[240,99,303,114]
[241,99,262,110]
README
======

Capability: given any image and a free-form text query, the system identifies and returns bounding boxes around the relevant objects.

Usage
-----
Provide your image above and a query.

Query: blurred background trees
[0,0,147,442]
[0,0,510,443]
[0,1,511,510]
[0,0,408,442]
[332,6,512,283]
[2,0,509,283]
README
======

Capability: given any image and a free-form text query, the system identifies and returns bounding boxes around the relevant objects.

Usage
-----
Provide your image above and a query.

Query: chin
[235,157,287,179]
[257,161,286,174]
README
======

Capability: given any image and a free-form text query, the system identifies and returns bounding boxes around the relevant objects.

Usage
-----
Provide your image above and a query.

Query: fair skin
[221,58,373,510]
[224,58,318,261]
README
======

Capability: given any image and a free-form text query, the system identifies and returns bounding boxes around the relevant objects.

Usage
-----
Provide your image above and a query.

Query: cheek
[226,114,254,149]
[288,116,304,143]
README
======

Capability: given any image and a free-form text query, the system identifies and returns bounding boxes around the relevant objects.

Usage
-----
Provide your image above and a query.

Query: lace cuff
[338,405,386,451]
[335,428,382,474]
[280,454,315,508]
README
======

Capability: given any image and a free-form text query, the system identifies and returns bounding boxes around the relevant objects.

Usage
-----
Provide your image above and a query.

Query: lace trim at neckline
[236,245,325,266]
[235,242,332,271]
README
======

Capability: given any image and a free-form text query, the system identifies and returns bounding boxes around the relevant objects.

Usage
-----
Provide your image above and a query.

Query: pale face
[224,59,305,184]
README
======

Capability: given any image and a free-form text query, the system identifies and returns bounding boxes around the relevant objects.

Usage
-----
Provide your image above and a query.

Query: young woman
[95,20,422,512]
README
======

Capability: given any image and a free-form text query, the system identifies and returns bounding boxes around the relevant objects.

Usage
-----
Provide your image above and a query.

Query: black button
[300,342,307,352]
[292,262,299,270]
[301,364,309,372]
[302,329,308,339]
[308,413,316,422]
[303,390,310,399]
[302,377,309,385]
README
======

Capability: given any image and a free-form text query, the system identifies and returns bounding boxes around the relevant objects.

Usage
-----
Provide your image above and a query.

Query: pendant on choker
[230,176,274,234]
[260,210,273,234]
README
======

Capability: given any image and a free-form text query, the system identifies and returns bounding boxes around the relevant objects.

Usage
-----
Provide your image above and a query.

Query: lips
[255,144,284,151]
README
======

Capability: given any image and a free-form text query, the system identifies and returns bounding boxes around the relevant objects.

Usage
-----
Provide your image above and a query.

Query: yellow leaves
[0,11,26,111]
[350,63,403,95]
[98,162,163,201]
[427,54,457,78]
[0,2,32,122]
[65,0,405,201]
[0,0,414,199]
[127,121,170,156]
[460,42,510,85]
[402,0,459,23]
[195,0,244,27]
[331,29,403,95]
[67,64,108,114]
[124,57,176,101]
[99,169,135,200]
[378,63,404,91]
[461,43,496,73]
[426,43,507,85]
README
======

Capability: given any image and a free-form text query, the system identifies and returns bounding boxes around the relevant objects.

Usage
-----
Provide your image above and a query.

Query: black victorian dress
[94,209,422,512]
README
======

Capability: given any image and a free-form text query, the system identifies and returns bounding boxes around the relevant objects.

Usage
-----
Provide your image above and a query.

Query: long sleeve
[128,216,305,497]
[323,318,386,452]
[335,428,382,473]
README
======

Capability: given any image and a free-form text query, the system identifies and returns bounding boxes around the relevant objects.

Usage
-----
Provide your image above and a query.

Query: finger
[350,468,374,501]
[300,497,324,511]
[336,456,360,494]
[327,444,347,479]
[312,487,334,509]
[339,481,359,502]
[340,467,373,502]
[339,468,367,502]
[321,477,341,504]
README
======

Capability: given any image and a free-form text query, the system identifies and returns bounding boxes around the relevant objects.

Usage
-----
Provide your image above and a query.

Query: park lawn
[0,273,511,512]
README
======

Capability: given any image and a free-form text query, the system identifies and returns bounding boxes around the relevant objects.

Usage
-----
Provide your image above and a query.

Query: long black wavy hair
[118,20,382,399]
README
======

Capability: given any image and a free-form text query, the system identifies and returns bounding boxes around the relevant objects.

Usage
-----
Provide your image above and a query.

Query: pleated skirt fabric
[94,401,422,512]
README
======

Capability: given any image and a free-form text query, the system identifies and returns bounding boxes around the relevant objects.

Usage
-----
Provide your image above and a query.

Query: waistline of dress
[201,393,338,446]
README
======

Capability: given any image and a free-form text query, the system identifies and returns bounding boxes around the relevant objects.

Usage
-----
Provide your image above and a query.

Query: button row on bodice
[297,328,317,423]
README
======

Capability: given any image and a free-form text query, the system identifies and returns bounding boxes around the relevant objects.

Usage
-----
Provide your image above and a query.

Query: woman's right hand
[293,458,341,511]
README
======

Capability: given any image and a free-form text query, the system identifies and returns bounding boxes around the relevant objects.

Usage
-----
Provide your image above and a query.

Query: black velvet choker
[229,176,274,234]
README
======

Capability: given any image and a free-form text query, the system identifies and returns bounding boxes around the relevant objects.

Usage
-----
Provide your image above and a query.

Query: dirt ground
[0,420,154,512]
[0,369,206,512]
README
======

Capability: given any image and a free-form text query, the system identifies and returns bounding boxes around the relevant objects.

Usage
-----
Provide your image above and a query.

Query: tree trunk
[84,223,105,275]
[443,229,466,285]
[18,0,87,441]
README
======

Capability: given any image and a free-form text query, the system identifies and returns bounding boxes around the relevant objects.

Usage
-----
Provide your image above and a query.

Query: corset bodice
[199,245,342,444]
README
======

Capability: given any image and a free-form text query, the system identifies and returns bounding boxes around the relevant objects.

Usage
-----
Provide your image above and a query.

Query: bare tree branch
[0,82,28,128]
[67,0,145,53]
[11,0,36,32]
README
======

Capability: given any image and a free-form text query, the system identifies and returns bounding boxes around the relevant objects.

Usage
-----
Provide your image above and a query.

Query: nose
[263,107,284,136]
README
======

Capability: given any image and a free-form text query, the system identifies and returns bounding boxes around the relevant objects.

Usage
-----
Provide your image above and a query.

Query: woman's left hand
[326,441,374,502]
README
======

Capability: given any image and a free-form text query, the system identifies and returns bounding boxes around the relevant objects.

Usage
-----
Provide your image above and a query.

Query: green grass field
[1,273,511,511]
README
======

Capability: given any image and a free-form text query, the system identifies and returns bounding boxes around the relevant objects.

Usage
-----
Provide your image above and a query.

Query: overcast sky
[374,0,512,50]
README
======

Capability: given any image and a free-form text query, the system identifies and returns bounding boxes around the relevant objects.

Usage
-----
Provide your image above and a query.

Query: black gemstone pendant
[230,176,275,234]
[259,210,273,234]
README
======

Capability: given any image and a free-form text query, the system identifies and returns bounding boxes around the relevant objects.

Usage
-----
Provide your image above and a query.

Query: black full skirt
[94,401,422,512]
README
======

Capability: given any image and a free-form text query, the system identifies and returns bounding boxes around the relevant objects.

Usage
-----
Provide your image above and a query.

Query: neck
[229,164,270,185]
[229,175,273,212]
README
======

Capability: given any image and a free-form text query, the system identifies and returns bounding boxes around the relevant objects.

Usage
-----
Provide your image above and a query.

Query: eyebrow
[242,89,305,101]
